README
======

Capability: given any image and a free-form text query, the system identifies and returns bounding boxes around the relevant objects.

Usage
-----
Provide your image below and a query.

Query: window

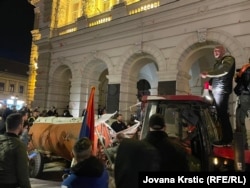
[0,82,4,91]
[19,85,24,94]
[9,84,14,92]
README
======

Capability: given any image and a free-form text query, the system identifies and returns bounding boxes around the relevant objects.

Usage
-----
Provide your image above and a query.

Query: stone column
[106,84,120,113]
[111,2,127,20]
[176,71,191,94]
[33,40,51,109]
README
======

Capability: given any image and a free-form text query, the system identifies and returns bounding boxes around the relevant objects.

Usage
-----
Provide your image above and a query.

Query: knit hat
[149,114,165,130]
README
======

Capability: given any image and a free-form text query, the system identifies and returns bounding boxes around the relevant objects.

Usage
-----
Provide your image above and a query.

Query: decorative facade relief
[197,28,207,43]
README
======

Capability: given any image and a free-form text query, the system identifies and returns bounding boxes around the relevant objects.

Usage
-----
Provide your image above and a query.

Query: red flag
[79,86,95,142]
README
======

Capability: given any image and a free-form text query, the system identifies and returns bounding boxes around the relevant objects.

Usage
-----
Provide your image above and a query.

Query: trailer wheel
[29,151,44,178]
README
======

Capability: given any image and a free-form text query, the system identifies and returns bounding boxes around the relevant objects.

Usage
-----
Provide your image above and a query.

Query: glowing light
[202,82,213,101]
[213,157,219,165]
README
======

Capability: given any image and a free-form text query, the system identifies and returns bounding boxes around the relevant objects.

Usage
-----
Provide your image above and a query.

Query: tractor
[139,94,250,171]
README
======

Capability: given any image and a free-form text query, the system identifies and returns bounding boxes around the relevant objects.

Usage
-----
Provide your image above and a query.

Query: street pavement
[30,178,61,188]
[29,160,116,188]
[30,161,66,188]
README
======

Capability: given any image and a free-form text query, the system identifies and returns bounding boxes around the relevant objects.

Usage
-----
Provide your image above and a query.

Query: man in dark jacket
[0,113,31,188]
[143,113,189,171]
[201,45,235,146]
[234,59,250,149]
[114,138,160,188]
[111,114,127,132]
[61,137,109,188]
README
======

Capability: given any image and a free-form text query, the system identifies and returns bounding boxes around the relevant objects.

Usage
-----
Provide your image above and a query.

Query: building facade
[29,0,250,120]
[0,58,29,110]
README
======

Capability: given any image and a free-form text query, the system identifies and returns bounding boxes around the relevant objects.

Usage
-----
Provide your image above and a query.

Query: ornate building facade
[29,0,250,120]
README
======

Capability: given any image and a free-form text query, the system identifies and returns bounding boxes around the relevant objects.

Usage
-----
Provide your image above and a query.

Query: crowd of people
[0,104,75,187]
[0,103,139,187]
[0,104,189,187]
[60,113,190,188]
[0,45,250,187]
[0,105,74,133]
[65,46,250,188]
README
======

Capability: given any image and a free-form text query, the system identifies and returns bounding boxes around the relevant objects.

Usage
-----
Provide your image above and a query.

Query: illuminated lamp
[202,81,213,102]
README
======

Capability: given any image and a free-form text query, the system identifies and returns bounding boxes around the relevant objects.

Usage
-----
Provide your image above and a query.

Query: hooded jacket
[61,156,109,188]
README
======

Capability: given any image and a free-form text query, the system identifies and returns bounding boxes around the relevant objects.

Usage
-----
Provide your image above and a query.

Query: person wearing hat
[143,113,189,171]
[61,137,109,188]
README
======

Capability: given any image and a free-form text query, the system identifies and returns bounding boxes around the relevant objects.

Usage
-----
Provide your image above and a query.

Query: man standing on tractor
[200,45,235,146]
[234,58,250,149]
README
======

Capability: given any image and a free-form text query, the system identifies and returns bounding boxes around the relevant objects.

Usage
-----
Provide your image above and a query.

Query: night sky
[0,0,35,64]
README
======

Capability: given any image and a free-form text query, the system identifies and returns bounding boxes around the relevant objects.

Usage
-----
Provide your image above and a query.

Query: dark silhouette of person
[143,113,189,171]
[114,138,160,188]
[234,58,250,149]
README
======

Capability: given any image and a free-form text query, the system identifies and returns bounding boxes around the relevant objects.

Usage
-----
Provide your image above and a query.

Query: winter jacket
[0,132,31,188]
[61,156,109,188]
[207,55,235,94]
[114,138,160,188]
[144,131,189,171]
[234,64,250,95]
